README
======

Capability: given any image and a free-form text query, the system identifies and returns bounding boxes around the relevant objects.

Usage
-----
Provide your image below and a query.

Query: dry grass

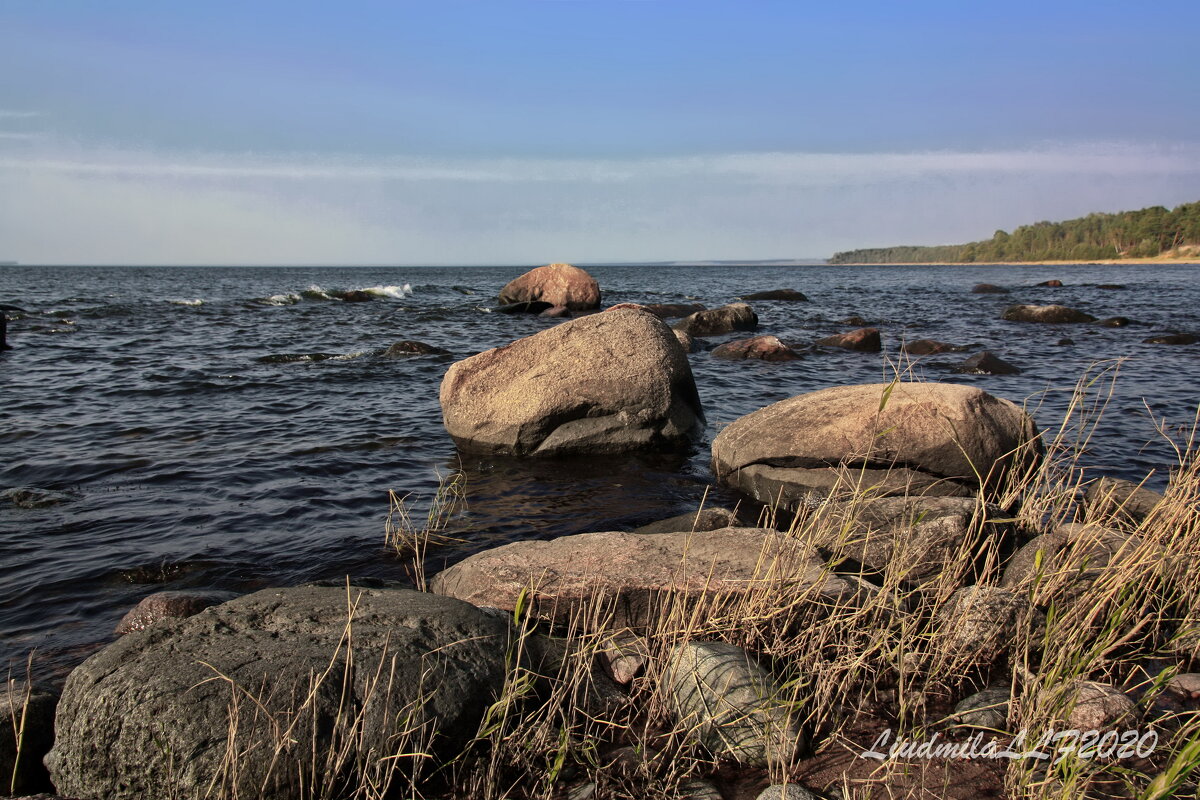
[196,367,1200,800]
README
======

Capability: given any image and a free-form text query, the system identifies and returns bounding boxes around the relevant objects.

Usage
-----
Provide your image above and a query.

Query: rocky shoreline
[5,265,1199,799]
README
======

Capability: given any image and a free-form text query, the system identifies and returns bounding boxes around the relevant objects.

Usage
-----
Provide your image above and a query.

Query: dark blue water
[2,263,1198,676]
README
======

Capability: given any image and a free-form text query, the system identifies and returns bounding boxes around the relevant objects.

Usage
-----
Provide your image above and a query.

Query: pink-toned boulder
[817,327,881,352]
[711,335,800,362]
[440,308,704,456]
[429,528,856,628]
[712,382,1040,505]
[497,263,601,310]
[114,590,236,635]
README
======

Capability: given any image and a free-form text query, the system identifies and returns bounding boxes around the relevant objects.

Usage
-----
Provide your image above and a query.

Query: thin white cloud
[0,110,41,119]
[1,141,1198,187]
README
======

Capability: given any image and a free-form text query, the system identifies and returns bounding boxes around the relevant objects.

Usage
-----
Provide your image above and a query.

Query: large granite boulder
[673,303,758,337]
[666,642,803,766]
[1002,304,1096,324]
[440,308,704,456]
[711,382,1040,507]
[429,528,855,628]
[46,587,513,800]
[497,262,600,310]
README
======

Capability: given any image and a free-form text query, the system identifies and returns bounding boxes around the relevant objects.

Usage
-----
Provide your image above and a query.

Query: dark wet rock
[971,283,1009,294]
[712,335,801,361]
[451,285,475,294]
[641,302,707,319]
[840,315,870,326]
[805,496,1005,584]
[1002,304,1096,324]
[1037,279,1064,287]
[498,262,601,310]
[673,303,758,337]
[634,506,744,534]
[494,300,554,314]
[1143,332,1197,345]
[381,340,451,357]
[1083,476,1164,527]
[539,305,571,318]
[954,351,1021,375]
[1098,316,1133,327]
[817,327,881,352]
[338,289,374,302]
[902,339,957,355]
[430,528,855,628]
[46,586,513,800]
[953,687,1010,730]
[440,308,704,456]
[1097,284,1126,290]
[712,382,1039,506]
[2,679,58,795]
[256,352,343,364]
[666,641,803,766]
[2,487,78,509]
[114,590,238,635]
[740,289,809,302]
[1056,338,1074,346]
[935,586,1036,665]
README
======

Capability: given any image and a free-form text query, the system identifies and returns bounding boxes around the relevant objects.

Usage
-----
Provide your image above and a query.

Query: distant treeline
[829,201,1200,264]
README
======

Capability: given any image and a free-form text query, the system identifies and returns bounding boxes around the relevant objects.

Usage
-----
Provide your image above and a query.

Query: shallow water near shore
[2,262,1198,677]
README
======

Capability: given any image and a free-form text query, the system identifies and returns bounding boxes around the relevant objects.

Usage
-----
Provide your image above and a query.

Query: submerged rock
[2,487,78,509]
[1098,316,1133,328]
[817,327,881,352]
[902,339,957,355]
[971,283,1009,294]
[381,340,451,357]
[673,303,758,336]
[711,335,801,361]
[711,382,1040,507]
[1002,304,1096,324]
[666,641,803,766]
[740,289,809,302]
[440,308,704,456]
[498,263,601,310]
[1143,332,1197,345]
[1036,279,1064,287]
[494,300,554,314]
[954,351,1021,375]
[46,586,514,800]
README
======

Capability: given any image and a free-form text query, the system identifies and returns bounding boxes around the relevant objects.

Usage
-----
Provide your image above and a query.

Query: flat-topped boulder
[1002,304,1096,324]
[429,528,856,628]
[673,303,758,337]
[440,308,704,456]
[711,382,1040,506]
[46,586,514,800]
[497,263,601,310]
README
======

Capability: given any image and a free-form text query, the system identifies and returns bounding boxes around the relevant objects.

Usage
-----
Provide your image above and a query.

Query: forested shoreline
[830,201,1200,264]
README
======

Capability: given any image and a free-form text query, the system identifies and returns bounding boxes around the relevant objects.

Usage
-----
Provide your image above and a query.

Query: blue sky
[2,1,1198,264]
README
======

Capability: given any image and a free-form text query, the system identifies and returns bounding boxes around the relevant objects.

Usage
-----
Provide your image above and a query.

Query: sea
[2,262,1198,678]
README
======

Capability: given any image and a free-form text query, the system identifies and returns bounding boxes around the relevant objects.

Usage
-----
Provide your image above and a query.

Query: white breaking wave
[167,298,204,306]
[260,293,301,305]
[362,284,412,299]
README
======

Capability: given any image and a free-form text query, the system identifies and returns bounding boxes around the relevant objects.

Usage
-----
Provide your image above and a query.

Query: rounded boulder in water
[440,307,704,456]
[497,262,601,310]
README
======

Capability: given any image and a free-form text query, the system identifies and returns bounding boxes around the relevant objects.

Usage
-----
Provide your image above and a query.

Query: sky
[1,1,1199,265]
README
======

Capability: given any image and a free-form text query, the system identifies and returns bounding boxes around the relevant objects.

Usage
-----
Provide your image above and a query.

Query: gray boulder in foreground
[46,586,513,800]
[711,382,1040,507]
[440,308,704,456]
[666,641,803,766]
[429,528,856,628]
